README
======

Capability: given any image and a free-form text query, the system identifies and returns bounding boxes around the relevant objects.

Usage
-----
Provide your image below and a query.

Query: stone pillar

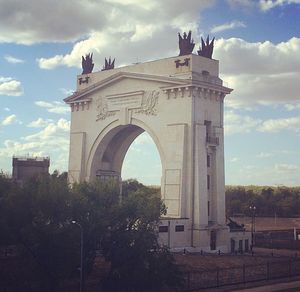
[162,123,187,218]
[68,132,86,183]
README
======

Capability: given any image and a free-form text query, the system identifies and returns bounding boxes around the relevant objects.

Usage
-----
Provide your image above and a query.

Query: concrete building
[12,156,50,183]
[65,53,233,252]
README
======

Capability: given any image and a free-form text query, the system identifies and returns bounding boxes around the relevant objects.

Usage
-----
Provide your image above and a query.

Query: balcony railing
[206,135,219,145]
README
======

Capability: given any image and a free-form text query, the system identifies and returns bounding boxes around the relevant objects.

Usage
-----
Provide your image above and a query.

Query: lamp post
[249,205,256,250]
[72,221,83,292]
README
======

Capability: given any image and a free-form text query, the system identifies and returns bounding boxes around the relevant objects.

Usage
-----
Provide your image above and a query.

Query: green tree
[0,175,183,291]
[101,188,183,292]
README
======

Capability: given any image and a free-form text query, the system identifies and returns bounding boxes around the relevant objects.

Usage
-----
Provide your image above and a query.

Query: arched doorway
[122,132,162,186]
[88,123,164,185]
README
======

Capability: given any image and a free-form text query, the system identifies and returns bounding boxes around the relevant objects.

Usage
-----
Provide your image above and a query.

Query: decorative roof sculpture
[101,57,115,71]
[197,36,215,59]
[81,53,94,74]
[178,31,195,56]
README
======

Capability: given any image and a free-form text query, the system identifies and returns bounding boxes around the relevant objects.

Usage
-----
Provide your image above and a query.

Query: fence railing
[182,258,300,291]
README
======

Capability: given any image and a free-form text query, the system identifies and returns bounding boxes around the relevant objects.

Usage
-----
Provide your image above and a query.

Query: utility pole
[249,205,256,250]
[72,221,84,292]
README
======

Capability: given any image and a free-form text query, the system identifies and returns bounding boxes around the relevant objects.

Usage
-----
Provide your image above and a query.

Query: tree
[0,175,183,291]
[101,188,183,292]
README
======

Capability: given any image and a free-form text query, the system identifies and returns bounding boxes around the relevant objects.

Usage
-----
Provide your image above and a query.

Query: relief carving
[96,96,116,121]
[96,90,159,121]
[135,90,159,116]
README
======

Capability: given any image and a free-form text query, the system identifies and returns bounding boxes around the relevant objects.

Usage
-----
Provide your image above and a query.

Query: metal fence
[182,258,300,291]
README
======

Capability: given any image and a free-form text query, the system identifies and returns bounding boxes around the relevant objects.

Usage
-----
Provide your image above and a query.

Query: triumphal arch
[65,33,232,252]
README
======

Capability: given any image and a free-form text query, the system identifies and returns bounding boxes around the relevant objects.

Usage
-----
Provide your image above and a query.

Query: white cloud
[274,163,299,172]
[224,110,261,135]
[258,116,300,133]
[35,100,70,114]
[0,119,70,172]
[256,152,273,158]
[0,77,23,96]
[0,0,214,47]
[259,0,300,11]
[211,20,246,33]
[4,55,24,64]
[230,157,240,162]
[132,132,153,145]
[27,118,52,128]
[1,114,18,125]
[3,107,10,111]
[229,162,300,185]
[284,103,300,111]
[0,0,109,45]
[60,88,74,96]
[36,0,215,69]
[225,110,300,135]
[38,55,65,70]
[227,0,300,11]
[215,37,300,108]
[23,118,70,141]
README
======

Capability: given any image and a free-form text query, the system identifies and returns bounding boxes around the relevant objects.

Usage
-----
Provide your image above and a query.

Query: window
[208,201,210,217]
[207,154,210,167]
[175,225,184,232]
[159,226,168,233]
[207,175,210,190]
[210,230,217,250]
[245,239,249,252]
[239,240,243,252]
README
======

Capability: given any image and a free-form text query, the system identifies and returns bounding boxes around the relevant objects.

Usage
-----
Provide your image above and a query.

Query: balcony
[206,135,219,145]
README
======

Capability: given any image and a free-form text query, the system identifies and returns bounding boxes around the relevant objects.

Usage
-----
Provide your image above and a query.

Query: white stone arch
[64,54,233,251]
[85,117,165,182]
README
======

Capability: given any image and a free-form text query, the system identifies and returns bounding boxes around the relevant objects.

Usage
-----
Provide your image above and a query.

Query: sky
[0,0,300,186]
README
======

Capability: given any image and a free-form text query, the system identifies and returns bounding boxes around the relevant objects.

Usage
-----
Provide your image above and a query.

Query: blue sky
[0,0,300,186]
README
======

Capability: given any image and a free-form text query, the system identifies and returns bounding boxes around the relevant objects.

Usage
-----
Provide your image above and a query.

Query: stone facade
[12,156,50,183]
[65,54,232,252]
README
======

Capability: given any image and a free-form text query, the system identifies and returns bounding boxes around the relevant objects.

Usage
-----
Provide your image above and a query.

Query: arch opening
[89,124,163,187]
[122,132,162,186]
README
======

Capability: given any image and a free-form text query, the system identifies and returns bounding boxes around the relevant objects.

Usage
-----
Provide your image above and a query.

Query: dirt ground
[174,252,290,272]
[232,216,300,231]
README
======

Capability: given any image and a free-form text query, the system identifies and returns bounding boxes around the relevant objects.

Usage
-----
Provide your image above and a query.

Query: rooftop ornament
[81,53,94,74]
[178,31,195,56]
[197,36,215,59]
[101,57,115,71]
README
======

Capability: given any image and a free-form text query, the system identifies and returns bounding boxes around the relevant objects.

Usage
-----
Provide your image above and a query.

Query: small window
[159,226,168,233]
[175,225,184,232]
[207,175,210,190]
[239,240,243,252]
[207,154,210,167]
[208,201,210,217]
[245,239,249,252]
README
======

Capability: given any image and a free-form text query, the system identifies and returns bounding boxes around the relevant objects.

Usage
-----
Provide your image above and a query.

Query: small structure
[12,156,50,183]
[102,57,115,71]
[81,53,94,75]
[227,217,251,253]
[178,31,195,56]
[198,36,215,59]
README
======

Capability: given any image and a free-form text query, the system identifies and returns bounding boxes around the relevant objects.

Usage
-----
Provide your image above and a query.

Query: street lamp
[249,205,256,250]
[72,220,83,292]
